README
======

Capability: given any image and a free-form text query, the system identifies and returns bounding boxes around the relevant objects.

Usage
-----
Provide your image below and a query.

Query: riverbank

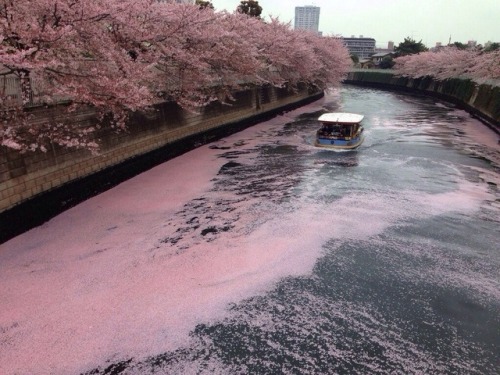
[1,87,498,375]
[0,85,323,244]
[344,69,500,135]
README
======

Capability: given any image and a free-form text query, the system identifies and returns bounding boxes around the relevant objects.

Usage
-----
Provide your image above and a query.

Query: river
[0,86,499,374]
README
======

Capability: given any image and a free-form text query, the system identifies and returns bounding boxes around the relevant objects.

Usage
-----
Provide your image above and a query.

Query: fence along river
[0,86,499,374]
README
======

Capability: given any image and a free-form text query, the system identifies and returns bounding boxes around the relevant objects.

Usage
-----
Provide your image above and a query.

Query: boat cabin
[315,112,365,149]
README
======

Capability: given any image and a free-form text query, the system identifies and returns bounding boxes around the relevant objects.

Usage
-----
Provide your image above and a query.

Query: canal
[0,86,499,374]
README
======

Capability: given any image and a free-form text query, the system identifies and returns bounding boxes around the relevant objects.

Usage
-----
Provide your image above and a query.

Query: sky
[212,0,500,48]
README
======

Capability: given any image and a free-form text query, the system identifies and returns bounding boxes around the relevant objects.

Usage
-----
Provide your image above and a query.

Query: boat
[315,112,365,149]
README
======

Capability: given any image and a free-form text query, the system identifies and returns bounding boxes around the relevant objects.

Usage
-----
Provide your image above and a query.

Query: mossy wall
[345,70,500,133]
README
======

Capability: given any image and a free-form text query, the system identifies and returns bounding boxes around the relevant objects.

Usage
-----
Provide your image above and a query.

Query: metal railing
[0,74,70,108]
[2,75,39,107]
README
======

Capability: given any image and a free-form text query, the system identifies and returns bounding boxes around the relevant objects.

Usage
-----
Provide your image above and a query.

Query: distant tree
[379,56,395,69]
[350,54,359,64]
[394,37,428,57]
[195,0,213,9]
[237,0,262,18]
[449,41,468,50]
[484,42,500,52]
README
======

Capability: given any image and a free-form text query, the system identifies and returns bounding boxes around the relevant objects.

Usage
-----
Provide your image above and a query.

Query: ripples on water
[1,87,498,375]
[80,87,500,374]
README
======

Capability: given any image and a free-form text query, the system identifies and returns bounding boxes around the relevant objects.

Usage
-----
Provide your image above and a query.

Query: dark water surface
[83,87,498,374]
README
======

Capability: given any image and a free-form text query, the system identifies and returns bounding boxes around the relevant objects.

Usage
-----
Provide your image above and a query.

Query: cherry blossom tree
[1,1,351,153]
[229,16,350,91]
[300,31,351,90]
[129,7,260,106]
[468,50,500,82]
[394,47,500,83]
[0,0,160,151]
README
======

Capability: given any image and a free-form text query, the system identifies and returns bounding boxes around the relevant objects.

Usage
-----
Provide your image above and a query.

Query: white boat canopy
[318,112,364,124]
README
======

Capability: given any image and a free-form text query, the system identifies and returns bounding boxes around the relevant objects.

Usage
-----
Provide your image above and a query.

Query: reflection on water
[81,87,500,374]
[2,87,498,375]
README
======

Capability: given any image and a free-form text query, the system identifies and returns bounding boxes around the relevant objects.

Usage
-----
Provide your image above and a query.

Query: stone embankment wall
[345,70,500,134]
[0,84,322,243]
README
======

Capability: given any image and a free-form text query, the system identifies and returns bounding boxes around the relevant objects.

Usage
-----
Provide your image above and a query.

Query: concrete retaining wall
[0,84,322,243]
[345,70,500,134]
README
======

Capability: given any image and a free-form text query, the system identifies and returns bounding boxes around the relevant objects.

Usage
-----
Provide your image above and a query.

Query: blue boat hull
[315,134,365,149]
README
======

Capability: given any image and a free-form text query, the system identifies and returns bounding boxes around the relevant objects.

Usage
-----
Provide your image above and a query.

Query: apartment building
[294,6,321,33]
[342,36,376,59]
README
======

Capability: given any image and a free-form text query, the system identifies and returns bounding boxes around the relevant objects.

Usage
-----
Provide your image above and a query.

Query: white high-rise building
[294,6,320,33]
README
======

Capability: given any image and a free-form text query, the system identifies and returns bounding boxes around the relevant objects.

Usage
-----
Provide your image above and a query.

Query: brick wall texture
[0,85,317,213]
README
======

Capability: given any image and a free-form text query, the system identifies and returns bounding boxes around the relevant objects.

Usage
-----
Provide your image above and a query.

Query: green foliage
[394,37,428,57]
[484,42,500,52]
[195,0,214,9]
[449,42,468,50]
[379,56,395,69]
[350,54,359,64]
[237,0,262,18]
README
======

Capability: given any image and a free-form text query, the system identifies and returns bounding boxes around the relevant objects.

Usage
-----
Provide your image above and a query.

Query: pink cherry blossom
[394,47,500,83]
[1,1,351,152]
